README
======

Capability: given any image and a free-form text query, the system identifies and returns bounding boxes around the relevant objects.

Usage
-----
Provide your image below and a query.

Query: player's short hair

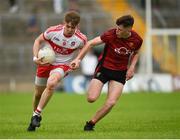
[116,15,134,27]
[64,11,80,26]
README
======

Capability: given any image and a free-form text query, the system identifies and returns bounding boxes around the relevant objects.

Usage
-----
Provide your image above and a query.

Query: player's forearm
[76,42,94,60]
[129,53,139,69]
[33,40,41,57]
[76,36,102,61]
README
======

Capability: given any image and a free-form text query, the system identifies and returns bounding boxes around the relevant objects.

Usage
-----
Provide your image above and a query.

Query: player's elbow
[35,34,44,44]
[34,38,41,46]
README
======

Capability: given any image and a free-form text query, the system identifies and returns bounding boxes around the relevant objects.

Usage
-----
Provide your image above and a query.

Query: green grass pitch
[0,92,180,139]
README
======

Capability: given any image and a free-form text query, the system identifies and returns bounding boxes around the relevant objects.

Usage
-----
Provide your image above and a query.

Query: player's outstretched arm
[70,36,103,70]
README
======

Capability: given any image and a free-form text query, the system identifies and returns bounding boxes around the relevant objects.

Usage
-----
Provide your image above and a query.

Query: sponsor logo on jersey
[128,42,134,48]
[63,41,66,46]
[114,47,132,55]
[53,37,60,41]
[52,45,74,55]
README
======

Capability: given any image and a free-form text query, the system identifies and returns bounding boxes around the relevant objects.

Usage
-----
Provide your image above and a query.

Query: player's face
[116,25,132,38]
[64,22,77,37]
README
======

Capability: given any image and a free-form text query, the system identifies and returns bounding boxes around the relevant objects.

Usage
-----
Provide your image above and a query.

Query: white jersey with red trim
[43,24,87,65]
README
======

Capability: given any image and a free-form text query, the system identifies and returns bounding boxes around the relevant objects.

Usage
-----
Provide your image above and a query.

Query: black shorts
[93,66,127,85]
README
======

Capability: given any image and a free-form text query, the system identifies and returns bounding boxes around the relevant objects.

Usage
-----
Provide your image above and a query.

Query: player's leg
[92,81,123,123]
[33,85,46,111]
[84,79,104,131]
[86,66,108,103]
[84,80,124,131]
[27,77,47,131]
[87,79,104,103]
[28,72,62,130]
[28,66,67,131]
[37,71,61,110]
[36,66,69,111]
[31,67,68,128]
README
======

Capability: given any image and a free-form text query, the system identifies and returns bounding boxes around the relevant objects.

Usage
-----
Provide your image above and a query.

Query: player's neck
[121,32,131,39]
[63,32,73,38]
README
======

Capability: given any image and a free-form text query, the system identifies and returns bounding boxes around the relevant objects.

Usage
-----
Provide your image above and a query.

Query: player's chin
[40,63,50,66]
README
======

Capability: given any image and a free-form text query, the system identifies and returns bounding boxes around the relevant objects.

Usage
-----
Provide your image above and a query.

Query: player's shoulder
[101,28,116,41]
[131,30,143,42]
[75,29,87,41]
[105,28,116,35]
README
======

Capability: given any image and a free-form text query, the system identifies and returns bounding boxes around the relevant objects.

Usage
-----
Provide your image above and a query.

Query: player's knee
[87,96,97,103]
[47,79,58,90]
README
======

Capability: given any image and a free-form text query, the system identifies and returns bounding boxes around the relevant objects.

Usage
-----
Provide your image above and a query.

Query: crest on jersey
[128,42,134,48]
[71,41,75,46]
[96,72,101,77]
[63,41,66,46]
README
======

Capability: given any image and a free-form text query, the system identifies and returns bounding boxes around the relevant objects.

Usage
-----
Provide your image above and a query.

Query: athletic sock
[33,107,42,117]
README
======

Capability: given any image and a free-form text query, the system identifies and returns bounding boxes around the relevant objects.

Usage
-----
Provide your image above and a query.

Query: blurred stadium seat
[0,0,180,91]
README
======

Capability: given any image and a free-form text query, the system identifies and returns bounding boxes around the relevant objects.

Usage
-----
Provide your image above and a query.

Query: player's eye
[66,25,75,29]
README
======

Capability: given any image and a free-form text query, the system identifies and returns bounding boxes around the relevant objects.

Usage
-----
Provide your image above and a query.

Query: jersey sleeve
[134,37,143,52]
[100,29,114,44]
[79,35,87,48]
[76,31,87,48]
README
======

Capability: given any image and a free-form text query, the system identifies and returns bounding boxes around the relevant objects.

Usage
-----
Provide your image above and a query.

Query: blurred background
[0,0,180,93]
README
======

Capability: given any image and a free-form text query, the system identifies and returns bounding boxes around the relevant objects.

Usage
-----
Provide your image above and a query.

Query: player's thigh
[87,79,104,98]
[48,67,66,83]
[107,80,124,102]
[47,72,62,86]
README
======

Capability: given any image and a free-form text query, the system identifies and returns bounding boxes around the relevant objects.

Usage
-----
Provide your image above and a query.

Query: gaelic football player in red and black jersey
[70,15,143,131]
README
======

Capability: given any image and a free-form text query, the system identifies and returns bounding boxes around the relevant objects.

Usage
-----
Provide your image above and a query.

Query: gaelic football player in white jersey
[27,11,87,131]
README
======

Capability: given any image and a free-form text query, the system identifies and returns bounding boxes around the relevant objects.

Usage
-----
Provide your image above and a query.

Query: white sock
[33,107,42,116]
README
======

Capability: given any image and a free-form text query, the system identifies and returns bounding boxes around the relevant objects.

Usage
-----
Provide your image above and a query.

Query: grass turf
[0,92,180,138]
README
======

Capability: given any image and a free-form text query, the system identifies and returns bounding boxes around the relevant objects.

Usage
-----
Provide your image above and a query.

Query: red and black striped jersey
[99,28,143,71]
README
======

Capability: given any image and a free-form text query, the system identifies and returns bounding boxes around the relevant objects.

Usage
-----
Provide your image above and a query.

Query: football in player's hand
[38,44,55,64]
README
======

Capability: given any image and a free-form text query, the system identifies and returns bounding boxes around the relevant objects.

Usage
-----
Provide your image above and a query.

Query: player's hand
[70,59,81,70]
[33,56,50,66]
[126,66,135,81]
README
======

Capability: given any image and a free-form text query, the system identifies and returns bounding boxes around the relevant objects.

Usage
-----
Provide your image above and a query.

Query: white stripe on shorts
[35,76,48,86]
[50,68,65,77]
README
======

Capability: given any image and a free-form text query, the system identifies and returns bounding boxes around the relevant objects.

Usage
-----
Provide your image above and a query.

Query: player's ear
[76,24,80,29]
[63,21,66,25]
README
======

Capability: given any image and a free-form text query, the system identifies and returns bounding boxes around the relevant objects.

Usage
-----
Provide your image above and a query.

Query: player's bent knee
[87,96,97,103]
[47,79,58,90]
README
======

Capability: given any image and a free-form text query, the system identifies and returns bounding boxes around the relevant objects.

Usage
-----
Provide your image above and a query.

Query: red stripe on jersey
[46,25,63,34]
[47,40,77,55]
[43,33,49,41]
[75,32,87,45]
